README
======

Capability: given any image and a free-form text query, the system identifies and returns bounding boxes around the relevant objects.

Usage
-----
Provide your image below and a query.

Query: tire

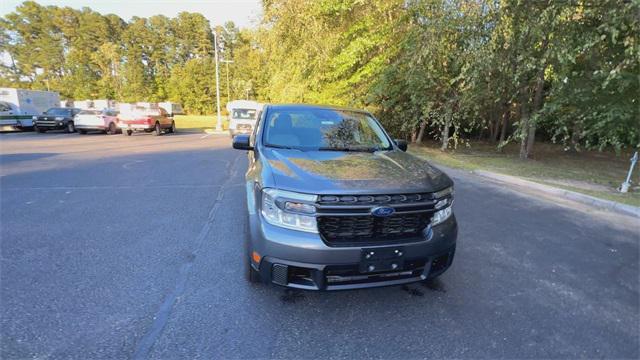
[153,122,162,136]
[124,130,133,136]
[65,121,75,133]
[246,256,261,283]
[78,129,87,134]
[107,122,117,135]
[168,121,176,133]
[36,126,46,133]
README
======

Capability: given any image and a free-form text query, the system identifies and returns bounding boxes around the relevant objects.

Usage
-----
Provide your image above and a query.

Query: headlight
[431,186,454,226]
[32,116,37,120]
[431,206,453,226]
[55,116,64,121]
[261,188,318,233]
[433,186,454,199]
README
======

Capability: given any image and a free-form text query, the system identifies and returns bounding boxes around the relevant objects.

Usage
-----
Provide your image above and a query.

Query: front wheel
[246,256,261,283]
[123,129,132,136]
[153,122,162,136]
[36,126,46,133]
[65,121,75,133]
[107,122,117,135]
[167,121,176,133]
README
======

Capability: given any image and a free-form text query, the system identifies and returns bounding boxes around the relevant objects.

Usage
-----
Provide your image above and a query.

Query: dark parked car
[233,104,457,290]
[34,107,81,133]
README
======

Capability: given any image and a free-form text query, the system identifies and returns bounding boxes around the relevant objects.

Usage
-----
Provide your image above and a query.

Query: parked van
[227,100,262,138]
[158,102,184,117]
[0,88,59,131]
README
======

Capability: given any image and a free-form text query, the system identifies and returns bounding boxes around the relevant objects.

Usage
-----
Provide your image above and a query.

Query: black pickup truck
[34,107,81,133]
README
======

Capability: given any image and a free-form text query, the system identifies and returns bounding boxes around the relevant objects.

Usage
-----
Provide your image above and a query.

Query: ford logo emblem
[371,206,395,217]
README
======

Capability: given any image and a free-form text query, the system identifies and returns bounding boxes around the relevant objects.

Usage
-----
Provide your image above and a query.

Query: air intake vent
[271,264,289,286]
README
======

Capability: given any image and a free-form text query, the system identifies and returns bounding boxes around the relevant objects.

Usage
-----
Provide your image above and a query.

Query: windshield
[44,108,71,116]
[263,108,392,151]
[232,108,257,120]
[79,110,101,115]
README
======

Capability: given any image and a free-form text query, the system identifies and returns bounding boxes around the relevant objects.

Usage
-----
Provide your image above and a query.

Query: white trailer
[60,100,74,108]
[158,102,184,117]
[226,100,263,137]
[0,88,60,131]
[74,99,116,110]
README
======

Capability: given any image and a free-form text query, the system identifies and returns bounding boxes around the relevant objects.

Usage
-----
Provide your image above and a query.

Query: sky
[0,0,263,28]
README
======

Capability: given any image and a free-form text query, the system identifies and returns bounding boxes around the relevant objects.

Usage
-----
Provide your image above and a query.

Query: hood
[262,148,452,194]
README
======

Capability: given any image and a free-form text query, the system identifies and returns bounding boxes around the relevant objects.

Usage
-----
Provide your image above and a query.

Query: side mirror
[395,139,408,152]
[232,134,253,150]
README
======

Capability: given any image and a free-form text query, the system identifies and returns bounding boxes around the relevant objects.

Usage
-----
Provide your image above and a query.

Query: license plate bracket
[359,247,405,273]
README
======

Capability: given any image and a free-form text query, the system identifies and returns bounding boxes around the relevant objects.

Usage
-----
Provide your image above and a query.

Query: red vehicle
[117,107,176,136]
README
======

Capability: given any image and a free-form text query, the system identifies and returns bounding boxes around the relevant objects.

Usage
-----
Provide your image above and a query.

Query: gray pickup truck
[233,104,457,290]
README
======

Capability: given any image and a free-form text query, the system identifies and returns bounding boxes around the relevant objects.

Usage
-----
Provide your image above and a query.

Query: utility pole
[213,30,222,131]
[221,60,234,102]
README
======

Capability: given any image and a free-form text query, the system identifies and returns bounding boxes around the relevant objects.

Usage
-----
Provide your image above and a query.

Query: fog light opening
[431,254,450,273]
[287,266,314,286]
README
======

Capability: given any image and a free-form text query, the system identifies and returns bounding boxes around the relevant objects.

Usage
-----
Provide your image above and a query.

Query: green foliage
[1,0,637,151]
[1,2,216,112]
[168,58,216,115]
[256,0,638,152]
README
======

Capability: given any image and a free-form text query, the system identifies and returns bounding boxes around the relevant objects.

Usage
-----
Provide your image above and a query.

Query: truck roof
[264,103,371,115]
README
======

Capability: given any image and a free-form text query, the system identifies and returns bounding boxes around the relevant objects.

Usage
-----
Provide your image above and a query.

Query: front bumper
[118,123,153,131]
[250,214,458,290]
[35,120,65,130]
[229,128,252,136]
[76,124,106,130]
[0,119,34,131]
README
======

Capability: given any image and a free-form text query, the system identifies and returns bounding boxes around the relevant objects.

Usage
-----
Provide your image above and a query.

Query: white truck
[226,100,262,138]
[0,88,60,131]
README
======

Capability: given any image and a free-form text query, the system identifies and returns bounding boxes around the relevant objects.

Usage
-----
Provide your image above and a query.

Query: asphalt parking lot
[1,130,638,359]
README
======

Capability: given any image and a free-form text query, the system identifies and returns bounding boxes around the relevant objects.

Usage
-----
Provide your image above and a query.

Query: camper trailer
[0,88,60,131]
[158,102,184,117]
[74,99,116,111]
[226,100,262,138]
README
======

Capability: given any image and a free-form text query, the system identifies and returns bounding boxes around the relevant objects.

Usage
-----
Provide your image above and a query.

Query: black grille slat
[317,192,437,246]
[318,212,432,245]
[318,192,432,205]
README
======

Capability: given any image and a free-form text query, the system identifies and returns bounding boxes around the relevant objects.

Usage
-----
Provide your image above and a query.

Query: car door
[105,110,116,126]
[159,108,171,127]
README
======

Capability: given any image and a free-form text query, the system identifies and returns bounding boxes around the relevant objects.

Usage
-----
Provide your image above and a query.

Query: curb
[203,128,228,134]
[472,170,640,219]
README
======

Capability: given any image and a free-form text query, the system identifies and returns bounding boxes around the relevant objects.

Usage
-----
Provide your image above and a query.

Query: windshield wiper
[266,144,296,150]
[318,146,379,152]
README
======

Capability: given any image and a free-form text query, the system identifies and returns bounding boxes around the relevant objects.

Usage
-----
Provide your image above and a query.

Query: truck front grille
[316,193,436,246]
[318,193,432,205]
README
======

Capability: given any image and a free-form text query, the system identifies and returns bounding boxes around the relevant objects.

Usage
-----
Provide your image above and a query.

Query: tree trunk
[570,121,582,152]
[499,105,510,144]
[519,98,530,159]
[415,120,428,144]
[487,118,495,142]
[525,66,547,157]
[491,110,501,143]
[441,114,451,151]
